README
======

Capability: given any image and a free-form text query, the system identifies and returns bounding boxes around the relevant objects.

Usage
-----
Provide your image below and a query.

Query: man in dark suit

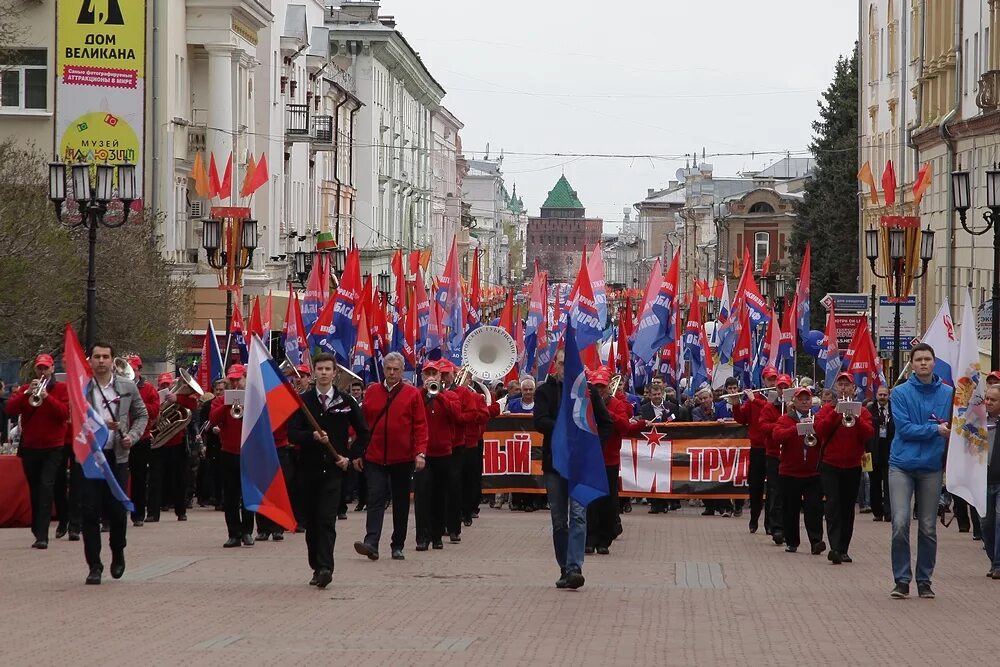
[288,353,369,588]
[639,384,682,513]
[867,384,894,522]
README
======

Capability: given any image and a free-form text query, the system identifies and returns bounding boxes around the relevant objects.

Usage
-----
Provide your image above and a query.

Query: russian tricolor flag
[240,335,298,531]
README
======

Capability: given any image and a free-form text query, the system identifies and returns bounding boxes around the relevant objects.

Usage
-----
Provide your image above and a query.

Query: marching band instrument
[608,374,623,396]
[425,378,441,396]
[230,402,243,420]
[836,395,861,427]
[717,387,771,401]
[795,413,818,447]
[113,356,135,382]
[151,368,204,448]
[28,377,49,407]
[455,325,517,407]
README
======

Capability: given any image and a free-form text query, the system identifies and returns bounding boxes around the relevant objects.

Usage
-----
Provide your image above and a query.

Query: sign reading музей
[481,416,750,498]
[56,0,145,199]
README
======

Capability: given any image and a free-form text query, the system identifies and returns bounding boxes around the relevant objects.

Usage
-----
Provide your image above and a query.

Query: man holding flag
[534,322,613,590]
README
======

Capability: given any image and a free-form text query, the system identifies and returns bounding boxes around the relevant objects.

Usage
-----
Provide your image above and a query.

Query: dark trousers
[128,439,152,521]
[820,464,861,554]
[363,461,415,552]
[288,447,307,526]
[587,465,620,548]
[748,447,767,526]
[220,452,253,538]
[53,444,82,532]
[462,442,483,521]
[257,448,293,535]
[149,445,188,519]
[303,471,343,572]
[445,450,463,535]
[779,474,824,550]
[196,442,223,505]
[414,454,451,545]
[953,495,982,536]
[870,442,891,518]
[81,456,129,567]
[765,456,784,537]
[20,448,63,542]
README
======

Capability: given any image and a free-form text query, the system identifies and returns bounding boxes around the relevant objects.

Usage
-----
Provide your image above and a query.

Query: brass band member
[732,368,778,534]
[758,370,791,544]
[126,357,161,527]
[209,364,253,548]
[772,386,825,556]
[414,359,461,551]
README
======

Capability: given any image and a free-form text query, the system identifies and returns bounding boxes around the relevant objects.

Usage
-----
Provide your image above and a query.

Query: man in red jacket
[127,358,161,526]
[439,360,486,540]
[760,370,790,544]
[587,367,646,555]
[732,367,778,534]
[6,354,70,549]
[209,364,254,548]
[413,359,461,551]
[773,387,826,555]
[353,352,429,561]
[816,372,874,564]
[149,371,197,523]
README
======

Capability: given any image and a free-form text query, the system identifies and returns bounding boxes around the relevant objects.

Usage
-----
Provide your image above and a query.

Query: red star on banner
[643,426,664,447]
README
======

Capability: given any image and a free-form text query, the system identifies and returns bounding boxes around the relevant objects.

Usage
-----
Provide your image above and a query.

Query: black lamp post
[48,160,137,351]
[952,165,1000,369]
[865,225,935,381]
[773,273,787,325]
[201,215,257,338]
[293,249,312,288]
[377,271,391,302]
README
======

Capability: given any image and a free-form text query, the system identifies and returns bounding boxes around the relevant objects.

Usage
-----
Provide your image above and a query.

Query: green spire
[509,183,524,214]
[541,175,584,209]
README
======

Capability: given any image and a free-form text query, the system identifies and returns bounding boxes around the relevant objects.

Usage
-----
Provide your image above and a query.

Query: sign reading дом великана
[55,0,145,199]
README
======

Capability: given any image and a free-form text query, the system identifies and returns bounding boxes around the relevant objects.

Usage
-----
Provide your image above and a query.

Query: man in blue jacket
[887,343,953,600]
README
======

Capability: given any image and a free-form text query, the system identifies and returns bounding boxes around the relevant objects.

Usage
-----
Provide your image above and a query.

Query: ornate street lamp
[202,215,257,336]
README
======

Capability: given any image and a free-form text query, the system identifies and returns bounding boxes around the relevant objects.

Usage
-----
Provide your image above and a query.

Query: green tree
[789,44,859,332]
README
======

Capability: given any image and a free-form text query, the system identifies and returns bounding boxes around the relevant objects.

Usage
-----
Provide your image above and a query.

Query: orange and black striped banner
[482,415,751,499]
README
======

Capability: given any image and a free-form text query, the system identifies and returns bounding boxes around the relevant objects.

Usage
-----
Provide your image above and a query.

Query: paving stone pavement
[2,503,999,666]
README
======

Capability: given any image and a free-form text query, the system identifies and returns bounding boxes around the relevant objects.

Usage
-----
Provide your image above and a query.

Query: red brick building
[526,175,603,282]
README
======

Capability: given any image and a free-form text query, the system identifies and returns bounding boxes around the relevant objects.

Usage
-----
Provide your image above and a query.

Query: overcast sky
[385,0,858,231]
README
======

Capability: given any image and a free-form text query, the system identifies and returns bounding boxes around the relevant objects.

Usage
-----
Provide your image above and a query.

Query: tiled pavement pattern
[2,504,998,666]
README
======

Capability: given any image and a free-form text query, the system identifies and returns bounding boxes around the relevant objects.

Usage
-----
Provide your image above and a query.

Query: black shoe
[564,570,585,589]
[55,523,68,539]
[256,532,271,542]
[432,541,444,549]
[841,553,853,563]
[722,511,733,518]
[472,509,480,518]
[556,570,569,589]
[177,515,187,522]
[145,516,159,523]
[415,542,429,552]
[31,540,48,550]
[749,521,758,534]
[315,569,333,589]
[917,583,935,599]
[772,534,785,546]
[354,541,379,560]
[811,540,826,555]
[890,582,909,599]
[449,533,461,543]
[622,503,632,513]
[86,566,102,585]
[829,551,843,565]
[241,534,255,546]
[872,515,884,522]
[132,520,144,527]
[391,549,405,560]
[68,532,80,542]
[733,509,743,518]
[584,546,595,555]
[785,545,798,553]
[337,513,348,520]
[309,571,319,586]
[596,546,610,555]
[223,538,241,548]
[354,503,365,512]
[463,519,473,527]
[272,532,284,541]
[110,552,125,579]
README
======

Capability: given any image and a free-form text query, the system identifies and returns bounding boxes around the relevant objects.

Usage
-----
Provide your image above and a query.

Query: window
[754,232,770,270]
[1,49,47,111]
[748,202,774,214]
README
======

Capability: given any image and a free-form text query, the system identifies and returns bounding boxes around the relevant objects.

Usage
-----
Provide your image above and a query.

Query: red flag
[219,152,233,201]
[247,296,264,340]
[470,248,481,311]
[499,289,514,332]
[245,152,269,196]
[913,162,933,205]
[760,254,771,276]
[846,318,880,398]
[239,152,257,198]
[617,307,630,377]
[408,250,421,276]
[882,159,897,207]
[208,153,222,199]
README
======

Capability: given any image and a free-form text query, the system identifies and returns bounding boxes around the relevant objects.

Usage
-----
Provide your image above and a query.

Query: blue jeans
[888,467,943,585]
[857,471,870,508]
[982,483,1000,571]
[545,472,587,574]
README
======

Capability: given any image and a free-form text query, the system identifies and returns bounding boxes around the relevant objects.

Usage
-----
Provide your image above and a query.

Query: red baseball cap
[776,374,793,387]
[422,359,443,373]
[439,360,458,373]
[835,372,853,383]
[34,354,54,369]
[128,355,142,371]
[762,367,779,379]
[988,371,1000,383]
[157,372,174,387]
[295,364,312,376]
[794,386,812,398]
[590,368,612,386]
[226,364,246,379]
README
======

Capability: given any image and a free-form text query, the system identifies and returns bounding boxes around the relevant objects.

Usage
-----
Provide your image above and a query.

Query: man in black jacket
[867,385,894,522]
[288,353,370,588]
[534,350,614,590]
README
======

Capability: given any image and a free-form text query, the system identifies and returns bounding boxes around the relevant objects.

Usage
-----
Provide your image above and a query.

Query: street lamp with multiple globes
[201,215,258,338]
[951,165,1000,369]
[865,225,935,382]
[48,160,137,351]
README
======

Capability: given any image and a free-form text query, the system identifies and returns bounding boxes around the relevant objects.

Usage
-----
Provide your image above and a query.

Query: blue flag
[551,320,609,507]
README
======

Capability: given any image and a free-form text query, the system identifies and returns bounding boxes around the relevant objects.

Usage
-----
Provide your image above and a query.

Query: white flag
[945,292,989,516]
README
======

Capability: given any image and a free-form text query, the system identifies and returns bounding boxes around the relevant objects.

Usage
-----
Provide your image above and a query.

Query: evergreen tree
[790,44,859,331]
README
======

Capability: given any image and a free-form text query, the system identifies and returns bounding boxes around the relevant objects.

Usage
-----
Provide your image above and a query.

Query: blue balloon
[802,329,825,357]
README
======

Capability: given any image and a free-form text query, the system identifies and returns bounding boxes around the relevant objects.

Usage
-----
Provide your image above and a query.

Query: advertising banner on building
[55,0,145,199]
[480,416,751,499]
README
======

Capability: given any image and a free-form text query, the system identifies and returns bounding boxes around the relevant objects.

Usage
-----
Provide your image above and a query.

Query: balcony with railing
[285,104,335,150]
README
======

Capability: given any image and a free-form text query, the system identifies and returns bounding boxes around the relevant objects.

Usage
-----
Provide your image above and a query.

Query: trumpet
[230,401,243,420]
[837,394,858,427]
[28,376,49,407]
[797,413,818,447]
[425,378,441,396]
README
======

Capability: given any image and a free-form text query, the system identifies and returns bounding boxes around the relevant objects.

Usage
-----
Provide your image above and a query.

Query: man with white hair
[505,378,535,414]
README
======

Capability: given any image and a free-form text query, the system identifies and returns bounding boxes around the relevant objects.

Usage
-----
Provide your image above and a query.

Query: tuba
[458,326,517,407]
[113,357,135,382]
[151,369,204,448]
